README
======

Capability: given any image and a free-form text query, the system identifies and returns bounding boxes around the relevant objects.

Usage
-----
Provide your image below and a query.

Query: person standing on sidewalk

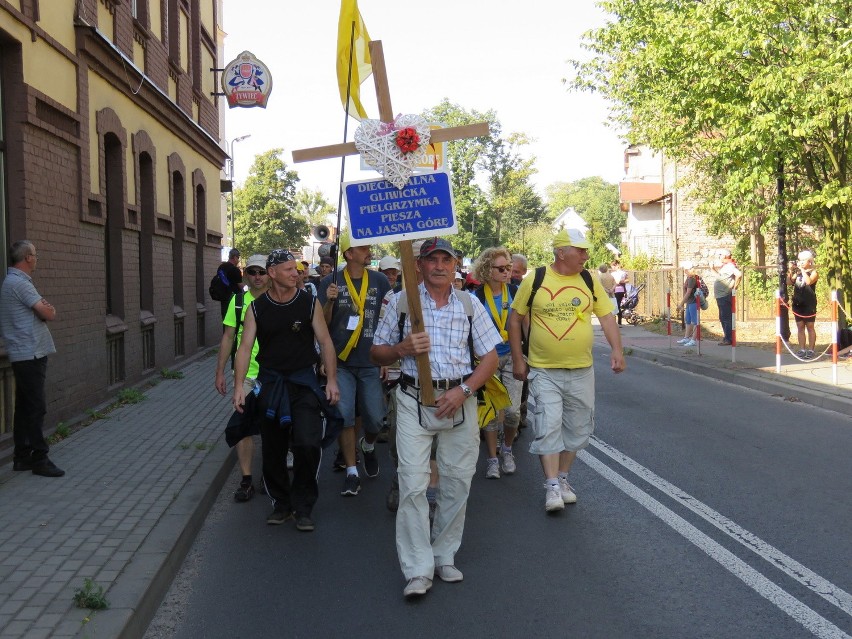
[788,250,819,359]
[233,249,340,531]
[611,260,628,325]
[676,261,699,347]
[215,254,269,502]
[508,229,624,513]
[712,249,741,346]
[317,233,390,497]
[371,237,501,598]
[472,247,522,479]
[0,241,64,477]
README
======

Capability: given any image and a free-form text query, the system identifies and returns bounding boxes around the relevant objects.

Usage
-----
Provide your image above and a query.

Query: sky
[221,0,626,206]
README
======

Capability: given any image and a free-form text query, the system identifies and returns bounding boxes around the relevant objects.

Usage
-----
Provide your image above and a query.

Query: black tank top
[252,289,318,373]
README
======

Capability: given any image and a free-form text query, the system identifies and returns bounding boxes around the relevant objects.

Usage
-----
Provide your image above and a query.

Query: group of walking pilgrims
[214,228,626,598]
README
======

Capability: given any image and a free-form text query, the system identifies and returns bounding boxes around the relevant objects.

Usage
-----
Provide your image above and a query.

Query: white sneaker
[545,484,564,512]
[485,458,500,479]
[500,450,516,475]
[286,451,294,470]
[676,337,689,344]
[435,565,464,583]
[558,477,577,504]
[683,339,697,347]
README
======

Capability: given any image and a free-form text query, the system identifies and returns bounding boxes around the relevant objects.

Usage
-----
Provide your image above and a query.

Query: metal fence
[627,265,833,322]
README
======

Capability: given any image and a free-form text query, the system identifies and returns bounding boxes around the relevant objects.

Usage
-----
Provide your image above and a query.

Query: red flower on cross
[395,127,420,154]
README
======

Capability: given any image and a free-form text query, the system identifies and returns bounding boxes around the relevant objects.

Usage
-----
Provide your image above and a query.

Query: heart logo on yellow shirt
[533,285,592,340]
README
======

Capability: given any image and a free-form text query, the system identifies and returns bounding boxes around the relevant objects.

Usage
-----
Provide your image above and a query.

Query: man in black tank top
[233,249,340,532]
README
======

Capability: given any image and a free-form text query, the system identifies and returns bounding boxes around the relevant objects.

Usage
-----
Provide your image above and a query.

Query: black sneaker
[234,480,255,502]
[266,507,293,525]
[386,479,399,512]
[31,458,65,477]
[359,437,379,478]
[295,515,315,532]
[341,474,361,496]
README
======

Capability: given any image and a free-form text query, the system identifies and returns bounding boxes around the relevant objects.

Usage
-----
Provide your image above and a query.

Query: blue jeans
[336,365,385,434]
[717,294,733,342]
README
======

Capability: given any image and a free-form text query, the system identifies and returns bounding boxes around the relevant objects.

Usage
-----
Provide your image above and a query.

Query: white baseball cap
[378,255,401,271]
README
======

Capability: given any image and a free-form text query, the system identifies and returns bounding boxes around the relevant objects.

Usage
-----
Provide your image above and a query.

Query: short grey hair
[9,240,35,265]
[511,254,527,268]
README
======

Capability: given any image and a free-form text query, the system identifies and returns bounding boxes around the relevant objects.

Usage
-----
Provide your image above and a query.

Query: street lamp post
[228,134,251,250]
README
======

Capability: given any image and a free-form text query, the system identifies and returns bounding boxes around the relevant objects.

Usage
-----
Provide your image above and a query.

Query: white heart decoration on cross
[354,114,432,189]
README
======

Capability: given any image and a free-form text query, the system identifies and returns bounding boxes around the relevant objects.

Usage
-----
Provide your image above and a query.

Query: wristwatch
[459,383,473,398]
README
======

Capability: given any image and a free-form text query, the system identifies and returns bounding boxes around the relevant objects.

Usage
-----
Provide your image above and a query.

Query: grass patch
[86,408,109,421]
[194,442,209,451]
[117,388,146,404]
[178,442,190,450]
[73,578,109,610]
[160,367,184,380]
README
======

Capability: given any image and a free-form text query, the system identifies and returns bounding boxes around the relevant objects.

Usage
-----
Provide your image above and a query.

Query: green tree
[294,188,335,230]
[482,132,547,249]
[573,0,852,313]
[422,99,493,257]
[546,177,623,266]
[233,149,308,255]
[421,99,545,258]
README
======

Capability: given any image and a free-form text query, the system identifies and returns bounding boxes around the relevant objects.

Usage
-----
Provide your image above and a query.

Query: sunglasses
[491,265,510,273]
[246,268,267,276]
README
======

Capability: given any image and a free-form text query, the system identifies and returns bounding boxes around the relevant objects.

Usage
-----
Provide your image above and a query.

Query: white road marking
[579,450,851,639]
[589,436,852,618]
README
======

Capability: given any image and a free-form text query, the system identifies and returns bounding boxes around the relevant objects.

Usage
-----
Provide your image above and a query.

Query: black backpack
[209,266,232,302]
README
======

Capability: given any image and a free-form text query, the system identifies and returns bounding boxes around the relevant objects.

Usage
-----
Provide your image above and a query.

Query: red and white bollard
[775,289,782,373]
[731,288,737,363]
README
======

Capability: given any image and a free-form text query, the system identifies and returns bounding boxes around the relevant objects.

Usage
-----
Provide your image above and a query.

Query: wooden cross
[292,40,490,405]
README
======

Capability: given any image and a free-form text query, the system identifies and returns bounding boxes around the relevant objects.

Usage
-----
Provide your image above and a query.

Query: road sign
[343,170,456,246]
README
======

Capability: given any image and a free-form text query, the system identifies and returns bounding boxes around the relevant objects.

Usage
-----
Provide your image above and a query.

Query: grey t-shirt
[317,268,390,367]
[713,262,739,298]
[0,268,56,362]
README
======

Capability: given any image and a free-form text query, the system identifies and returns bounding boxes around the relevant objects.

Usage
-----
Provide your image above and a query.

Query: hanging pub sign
[222,51,273,108]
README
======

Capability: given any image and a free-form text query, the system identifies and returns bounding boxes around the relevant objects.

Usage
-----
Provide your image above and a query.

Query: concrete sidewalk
[0,325,850,639]
[0,353,234,639]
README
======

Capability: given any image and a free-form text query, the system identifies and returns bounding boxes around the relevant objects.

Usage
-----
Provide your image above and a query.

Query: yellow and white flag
[337,0,372,120]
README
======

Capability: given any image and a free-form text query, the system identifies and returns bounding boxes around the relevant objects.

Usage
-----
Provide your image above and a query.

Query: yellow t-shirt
[511,267,615,369]
[224,289,261,379]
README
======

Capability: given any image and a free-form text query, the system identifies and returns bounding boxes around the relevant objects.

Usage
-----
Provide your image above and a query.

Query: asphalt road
[146,352,852,639]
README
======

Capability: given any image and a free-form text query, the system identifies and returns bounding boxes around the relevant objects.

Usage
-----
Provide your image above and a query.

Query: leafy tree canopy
[233,149,309,256]
[546,177,623,267]
[573,0,852,303]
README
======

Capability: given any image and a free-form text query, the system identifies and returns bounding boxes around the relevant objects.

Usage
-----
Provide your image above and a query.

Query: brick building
[619,144,735,267]
[0,0,228,450]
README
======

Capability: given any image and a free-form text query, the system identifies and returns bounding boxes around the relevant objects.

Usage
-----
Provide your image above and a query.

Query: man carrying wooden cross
[372,237,501,598]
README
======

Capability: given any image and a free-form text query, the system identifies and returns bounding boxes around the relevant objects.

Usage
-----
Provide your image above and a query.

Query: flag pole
[333,20,357,271]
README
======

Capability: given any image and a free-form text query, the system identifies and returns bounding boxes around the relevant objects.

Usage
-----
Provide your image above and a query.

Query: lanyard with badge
[339,269,369,361]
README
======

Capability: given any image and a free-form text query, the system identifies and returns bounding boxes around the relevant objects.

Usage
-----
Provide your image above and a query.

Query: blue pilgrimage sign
[342,170,457,246]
